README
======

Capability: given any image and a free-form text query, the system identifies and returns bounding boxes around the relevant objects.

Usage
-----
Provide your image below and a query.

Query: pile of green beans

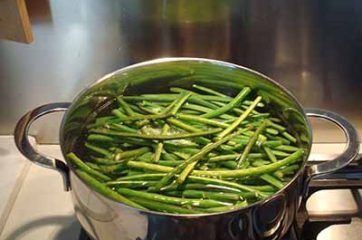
[67,84,304,214]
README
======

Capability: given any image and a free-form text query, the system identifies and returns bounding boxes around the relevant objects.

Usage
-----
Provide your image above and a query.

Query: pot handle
[14,103,72,191]
[305,108,360,177]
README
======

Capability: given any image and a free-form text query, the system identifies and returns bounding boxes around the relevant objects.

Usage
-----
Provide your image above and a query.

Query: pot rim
[60,57,313,218]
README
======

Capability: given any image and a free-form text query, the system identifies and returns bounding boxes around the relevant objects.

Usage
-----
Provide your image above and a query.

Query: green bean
[192,149,303,178]
[68,153,111,181]
[137,152,153,161]
[87,116,120,129]
[166,118,201,132]
[245,185,276,192]
[202,87,251,118]
[192,84,230,98]
[176,113,229,128]
[182,190,243,202]
[162,183,244,195]
[106,180,157,188]
[187,176,267,197]
[266,134,291,145]
[153,124,169,162]
[87,134,117,142]
[282,132,297,143]
[265,128,279,135]
[117,173,166,181]
[182,103,235,120]
[158,129,249,189]
[126,94,227,104]
[158,160,184,167]
[76,170,145,209]
[237,120,268,168]
[271,150,290,157]
[220,161,238,169]
[170,92,192,115]
[114,147,150,161]
[90,156,121,165]
[118,188,230,208]
[263,140,283,148]
[173,151,191,160]
[159,97,178,114]
[109,123,138,133]
[268,121,286,132]
[162,152,180,161]
[218,96,262,139]
[84,162,102,172]
[84,142,112,158]
[275,145,300,152]
[189,96,220,109]
[164,146,200,155]
[178,161,198,183]
[273,171,284,180]
[263,146,277,163]
[117,97,136,116]
[112,109,172,122]
[86,162,125,174]
[127,161,173,172]
[129,197,201,214]
[212,101,244,115]
[170,87,220,109]
[203,201,248,213]
[209,153,266,162]
[260,174,284,189]
[90,128,222,140]
[251,159,271,167]
[280,164,300,174]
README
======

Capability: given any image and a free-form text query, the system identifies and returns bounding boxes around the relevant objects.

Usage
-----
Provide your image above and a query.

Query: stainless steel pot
[14,58,359,240]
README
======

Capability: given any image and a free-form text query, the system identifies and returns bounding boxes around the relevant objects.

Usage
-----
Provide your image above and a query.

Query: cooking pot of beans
[14,58,359,240]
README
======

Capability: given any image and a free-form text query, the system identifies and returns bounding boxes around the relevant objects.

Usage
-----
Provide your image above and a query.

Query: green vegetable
[68,153,111,181]
[75,170,144,209]
[66,84,305,214]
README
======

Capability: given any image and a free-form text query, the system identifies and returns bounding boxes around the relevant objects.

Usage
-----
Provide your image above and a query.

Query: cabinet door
[0,0,33,43]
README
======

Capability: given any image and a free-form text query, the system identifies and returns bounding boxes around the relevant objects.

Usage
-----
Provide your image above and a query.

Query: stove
[0,136,361,240]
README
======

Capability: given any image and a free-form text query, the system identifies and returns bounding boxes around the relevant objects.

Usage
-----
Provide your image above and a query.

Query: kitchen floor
[0,135,361,240]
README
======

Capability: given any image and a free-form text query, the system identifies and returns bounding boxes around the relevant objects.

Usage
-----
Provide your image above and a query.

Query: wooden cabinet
[0,0,33,43]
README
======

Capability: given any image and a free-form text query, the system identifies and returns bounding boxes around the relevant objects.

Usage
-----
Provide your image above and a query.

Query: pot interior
[60,57,312,183]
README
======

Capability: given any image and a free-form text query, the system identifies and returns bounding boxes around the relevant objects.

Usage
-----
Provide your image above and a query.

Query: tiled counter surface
[0,135,361,240]
[0,137,80,240]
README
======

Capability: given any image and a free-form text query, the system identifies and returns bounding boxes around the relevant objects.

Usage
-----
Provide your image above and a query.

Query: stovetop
[0,136,361,240]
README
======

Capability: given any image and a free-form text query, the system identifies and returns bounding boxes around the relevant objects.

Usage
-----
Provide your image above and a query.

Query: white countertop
[0,135,361,240]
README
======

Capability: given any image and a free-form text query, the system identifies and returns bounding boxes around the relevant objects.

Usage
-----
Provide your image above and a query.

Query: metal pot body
[14,58,359,240]
[70,170,302,240]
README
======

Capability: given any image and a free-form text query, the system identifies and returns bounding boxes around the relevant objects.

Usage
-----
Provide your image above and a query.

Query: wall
[1,0,361,143]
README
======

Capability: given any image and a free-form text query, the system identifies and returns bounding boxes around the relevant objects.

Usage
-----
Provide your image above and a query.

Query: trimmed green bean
[153,124,169,162]
[68,153,111,181]
[129,197,201,214]
[182,190,243,202]
[76,170,145,209]
[201,87,251,118]
[203,201,248,213]
[237,120,268,168]
[263,146,277,163]
[218,96,262,139]
[275,145,300,152]
[192,149,304,178]
[117,97,136,116]
[260,174,284,189]
[170,92,192,115]
[90,128,222,140]
[118,188,230,208]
